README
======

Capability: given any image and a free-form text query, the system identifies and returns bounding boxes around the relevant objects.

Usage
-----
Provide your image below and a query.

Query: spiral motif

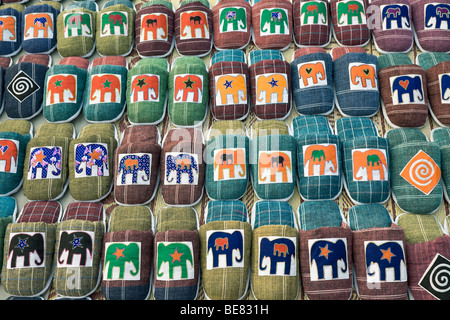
[429,263,450,294]
[408,158,436,187]
[10,75,35,96]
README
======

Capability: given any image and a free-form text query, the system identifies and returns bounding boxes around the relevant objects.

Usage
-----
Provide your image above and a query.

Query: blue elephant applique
[206,230,244,269]
[381,4,411,30]
[28,146,62,180]
[391,75,424,104]
[425,3,450,30]
[259,236,296,276]
[440,73,450,102]
[309,238,349,280]
[365,241,407,282]
[165,152,199,185]
[74,143,109,178]
[117,153,151,185]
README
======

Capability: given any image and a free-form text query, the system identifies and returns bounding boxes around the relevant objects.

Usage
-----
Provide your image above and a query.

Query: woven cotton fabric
[293,0,331,47]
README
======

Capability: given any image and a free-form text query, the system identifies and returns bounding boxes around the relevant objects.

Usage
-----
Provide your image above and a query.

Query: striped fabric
[17,201,61,223]
[63,201,104,222]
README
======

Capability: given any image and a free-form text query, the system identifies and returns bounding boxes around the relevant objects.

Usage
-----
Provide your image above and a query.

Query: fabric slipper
[349,204,408,300]
[0,197,16,275]
[102,205,154,300]
[43,56,89,123]
[114,124,161,205]
[378,53,429,128]
[135,0,175,58]
[293,115,343,200]
[209,49,249,120]
[331,47,380,117]
[430,127,450,203]
[23,122,74,201]
[174,0,213,57]
[83,56,128,123]
[212,0,252,50]
[53,201,105,298]
[249,49,291,120]
[386,127,443,214]
[1,200,61,297]
[293,0,331,47]
[199,200,251,300]
[153,206,200,300]
[68,123,118,202]
[290,47,334,115]
[336,117,390,204]
[297,200,353,300]
[0,4,24,57]
[0,57,12,113]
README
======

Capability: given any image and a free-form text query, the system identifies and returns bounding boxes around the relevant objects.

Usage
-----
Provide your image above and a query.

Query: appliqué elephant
[90,74,122,104]
[352,149,388,181]
[365,241,406,281]
[28,147,62,179]
[219,7,247,32]
[260,8,289,34]
[0,16,17,41]
[64,12,92,37]
[46,74,77,105]
[156,242,194,279]
[180,10,209,39]
[425,3,450,29]
[141,13,168,41]
[117,153,150,184]
[337,0,365,25]
[215,74,247,105]
[256,74,288,104]
[207,230,244,268]
[350,64,377,89]
[303,144,338,176]
[104,242,140,280]
[166,153,199,184]
[25,13,54,38]
[130,75,159,103]
[0,140,18,172]
[174,74,203,103]
[7,232,45,268]
[381,4,410,29]
[298,62,326,87]
[214,148,246,180]
[258,151,292,183]
[259,237,296,275]
[300,1,327,24]
[391,75,424,104]
[74,143,109,177]
[441,74,450,101]
[101,11,128,35]
[310,239,348,280]
[57,231,93,267]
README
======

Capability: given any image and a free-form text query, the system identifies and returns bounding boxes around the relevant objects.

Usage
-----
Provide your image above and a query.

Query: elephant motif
[0,16,16,41]
[391,75,424,104]
[425,3,450,29]
[381,4,411,30]
[180,10,210,39]
[165,152,199,185]
[215,74,247,106]
[352,148,388,181]
[27,146,62,180]
[255,73,288,105]
[7,232,45,269]
[349,63,377,90]
[64,12,93,37]
[156,242,194,280]
[46,74,77,105]
[260,8,289,35]
[0,139,18,173]
[298,61,326,88]
[57,231,94,267]
[140,13,168,41]
[214,148,246,181]
[303,144,338,176]
[130,74,159,103]
[24,13,54,39]
[259,237,296,276]
[337,0,366,26]
[219,7,247,32]
[300,1,327,25]
[309,238,348,280]
[74,143,109,177]
[440,73,450,102]
[101,11,128,36]
[174,74,203,103]
[365,241,406,282]
[206,230,244,269]
[89,74,122,104]
[258,151,293,183]
[117,153,151,185]
[104,242,141,280]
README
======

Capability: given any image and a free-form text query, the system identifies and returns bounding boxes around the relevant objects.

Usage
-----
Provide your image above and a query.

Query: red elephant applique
[140,13,168,41]
[46,74,77,105]
[173,74,203,103]
[89,74,122,104]
[179,10,210,40]
[130,74,160,103]
[0,139,19,173]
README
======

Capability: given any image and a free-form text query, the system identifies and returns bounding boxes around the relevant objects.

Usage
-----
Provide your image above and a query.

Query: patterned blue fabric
[249,49,284,65]
[297,200,342,231]
[211,49,246,65]
[292,115,332,138]
[0,197,16,218]
[253,200,295,229]
[335,117,379,142]
[206,200,248,222]
[348,204,392,231]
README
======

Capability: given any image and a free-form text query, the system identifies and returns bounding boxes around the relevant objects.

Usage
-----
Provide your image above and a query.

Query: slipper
[297,200,353,300]
[113,124,161,205]
[199,200,252,300]
[0,119,32,196]
[293,0,331,47]
[53,201,105,298]
[336,117,390,204]
[204,120,249,200]
[251,0,293,51]
[168,56,209,127]
[0,57,12,112]
[293,115,343,200]
[430,127,450,203]
[290,47,334,115]
[126,57,169,125]
[331,47,380,117]
[250,200,299,300]
[396,212,450,300]
[102,205,154,300]
[174,0,213,57]
[96,0,135,57]
[23,122,74,201]
[160,127,205,206]
[0,197,16,274]
[417,51,450,127]
[209,49,250,120]
[83,56,128,123]
[349,204,408,300]
[0,4,24,57]
[212,0,252,50]
[68,123,118,202]
[249,120,297,201]
[135,0,175,58]
[153,206,200,300]
[249,49,291,120]
[386,127,443,214]
[1,200,61,297]
[43,57,89,123]
[378,53,429,128]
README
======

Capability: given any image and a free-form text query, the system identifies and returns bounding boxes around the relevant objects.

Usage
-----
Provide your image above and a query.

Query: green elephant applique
[300,1,327,25]
[103,242,141,280]
[219,7,247,32]
[63,12,93,38]
[260,8,289,35]
[101,11,129,36]
[337,0,366,26]
[156,242,195,280]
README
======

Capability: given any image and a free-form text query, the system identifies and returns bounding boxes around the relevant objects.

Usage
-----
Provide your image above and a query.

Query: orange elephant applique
[141,13,168,41]
[349,63,377,90]
[130,74,160,103]
[255,73,289,105]
[352,148,388,181]
[89,74,122,104]
[302,144,338,177]
[213,148,246,181]
[0,16,17,42]
[180,10,210,40]
[258,151,293,183]
[297,61,327,88]
[24,13,54,40]
[214,74,247,106]
[46,74,77,105]
[174,74,203,103]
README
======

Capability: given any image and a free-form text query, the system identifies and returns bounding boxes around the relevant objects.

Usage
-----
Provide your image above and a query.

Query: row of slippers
[1,0,450,59]
[0,198,449,300]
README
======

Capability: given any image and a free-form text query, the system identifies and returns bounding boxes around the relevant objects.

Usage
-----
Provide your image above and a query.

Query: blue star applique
[15,237,29,252]
[70,235,83,249]
[223,80,233,89]
[268,78,278,88]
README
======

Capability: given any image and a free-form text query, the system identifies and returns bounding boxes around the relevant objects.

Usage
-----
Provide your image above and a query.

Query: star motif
[34,150,46,165]
[268,77,279,88]
[184,77,194,89]
[223,80,233,89]
[102,78,112,88]
[88,149,102,161]
[113,247,125,260]
[136,78,147,89]
[319,244,332,259]
[70,235,83,250]
[15,237,29,252]
[380,247,396,263]
[53,79,63,87]
[170,248,183,263]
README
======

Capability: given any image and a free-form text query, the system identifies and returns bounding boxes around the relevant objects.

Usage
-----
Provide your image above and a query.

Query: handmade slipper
[0,4,24,57]
[297,200,353,300]
[102,205,154,300]
[349,204,408,300]
[199,200,252,300]
[0,197,16,274]
[430,127,450,203]
[135,0,175,58]
[209,49,249,120]
[291,47,334,115]
[293,115,343,200]
[293,0,331,47]
[250,200,299,300]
